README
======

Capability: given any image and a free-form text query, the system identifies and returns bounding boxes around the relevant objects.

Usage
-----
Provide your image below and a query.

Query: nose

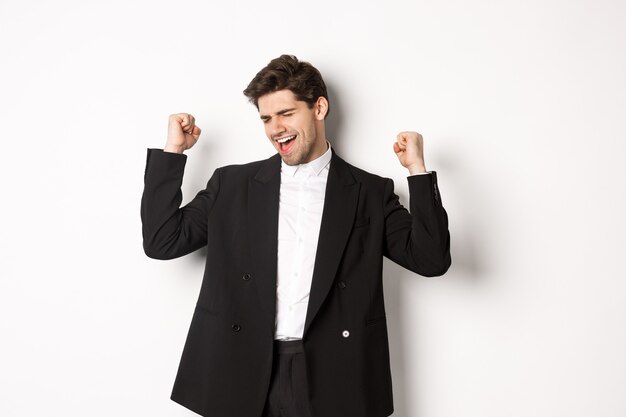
[267,117,285,139]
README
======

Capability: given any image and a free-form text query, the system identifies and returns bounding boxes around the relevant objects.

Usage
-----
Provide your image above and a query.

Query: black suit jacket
[141,147,451,417]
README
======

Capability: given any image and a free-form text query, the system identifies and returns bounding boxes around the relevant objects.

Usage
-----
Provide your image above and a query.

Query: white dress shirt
[274,142,332,340]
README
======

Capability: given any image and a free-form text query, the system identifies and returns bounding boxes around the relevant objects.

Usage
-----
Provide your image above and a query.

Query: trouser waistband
[274,339,305,354]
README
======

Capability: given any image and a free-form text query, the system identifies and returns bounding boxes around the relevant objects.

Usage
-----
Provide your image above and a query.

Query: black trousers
[262,339,314,417]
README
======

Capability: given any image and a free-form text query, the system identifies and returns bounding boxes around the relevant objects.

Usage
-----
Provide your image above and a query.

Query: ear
[314,96,329,120]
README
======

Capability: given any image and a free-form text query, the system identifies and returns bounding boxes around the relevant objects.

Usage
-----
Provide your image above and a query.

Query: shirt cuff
[409,170,433,176]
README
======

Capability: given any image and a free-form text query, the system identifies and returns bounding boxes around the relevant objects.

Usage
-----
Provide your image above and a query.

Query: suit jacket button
[242,273,251,281]
[342,330,350,338]
[337,281,347,289]
[232,324,241,332]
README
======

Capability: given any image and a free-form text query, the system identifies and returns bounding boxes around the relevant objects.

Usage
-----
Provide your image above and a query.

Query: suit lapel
[304,150,360,337]
[248,153,281,330]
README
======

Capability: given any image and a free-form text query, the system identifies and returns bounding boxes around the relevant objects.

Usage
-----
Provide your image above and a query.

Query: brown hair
[243,54,330,118]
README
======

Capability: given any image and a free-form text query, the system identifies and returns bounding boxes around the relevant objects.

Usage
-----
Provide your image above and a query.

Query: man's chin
[281,156,301,166]
[278,148,304,166]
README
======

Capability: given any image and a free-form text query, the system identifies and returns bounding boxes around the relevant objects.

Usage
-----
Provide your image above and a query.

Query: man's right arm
[141,113,219,260]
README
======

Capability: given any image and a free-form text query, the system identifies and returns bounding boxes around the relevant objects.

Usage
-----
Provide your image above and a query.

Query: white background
[1,0,625,416]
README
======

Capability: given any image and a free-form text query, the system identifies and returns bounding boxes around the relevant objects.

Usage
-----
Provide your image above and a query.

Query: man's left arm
[383,131,451,276]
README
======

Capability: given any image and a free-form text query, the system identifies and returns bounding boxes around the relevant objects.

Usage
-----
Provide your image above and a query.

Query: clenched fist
[393,131,427,174]
[164,113,202,154]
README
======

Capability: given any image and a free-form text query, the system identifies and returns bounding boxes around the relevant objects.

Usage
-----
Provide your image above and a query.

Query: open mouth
[276,134,296,153]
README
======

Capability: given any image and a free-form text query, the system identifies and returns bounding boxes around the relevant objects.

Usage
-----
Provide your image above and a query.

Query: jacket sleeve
[382,171,451,277]
[140,148,221,260]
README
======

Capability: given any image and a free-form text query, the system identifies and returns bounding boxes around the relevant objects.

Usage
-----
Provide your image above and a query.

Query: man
[141,54,451,417]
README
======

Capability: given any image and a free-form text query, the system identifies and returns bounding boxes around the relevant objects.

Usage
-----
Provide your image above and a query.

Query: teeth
[277,135,296,143]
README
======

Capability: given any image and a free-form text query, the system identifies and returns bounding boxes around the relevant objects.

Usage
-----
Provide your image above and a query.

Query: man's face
[258,89,328,166]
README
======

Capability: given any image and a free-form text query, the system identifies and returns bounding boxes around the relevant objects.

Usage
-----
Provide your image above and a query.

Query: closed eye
[260,107,297,123]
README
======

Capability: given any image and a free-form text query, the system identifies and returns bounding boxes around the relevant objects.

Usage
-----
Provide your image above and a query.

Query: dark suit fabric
[141,148,451,417]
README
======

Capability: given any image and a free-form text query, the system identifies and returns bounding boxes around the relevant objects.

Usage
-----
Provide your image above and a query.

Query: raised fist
[164,113,202,154]
[393,131,426,174]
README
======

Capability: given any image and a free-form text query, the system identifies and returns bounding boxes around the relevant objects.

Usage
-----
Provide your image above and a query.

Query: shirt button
[337,281,347,289]
[231,324,241,332]
[242,273,251,281]
[342,330,350,338]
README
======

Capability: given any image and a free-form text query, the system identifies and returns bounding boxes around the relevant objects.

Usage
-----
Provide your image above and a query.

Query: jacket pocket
[365,316,386,327]
[195,304,219,316]
[353,216,370,228]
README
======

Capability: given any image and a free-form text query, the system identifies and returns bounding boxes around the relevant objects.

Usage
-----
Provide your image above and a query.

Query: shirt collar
[281,141,332,177]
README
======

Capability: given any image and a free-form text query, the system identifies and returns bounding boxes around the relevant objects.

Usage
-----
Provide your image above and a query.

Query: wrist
[407,163,427,175]
[163,144,185,154]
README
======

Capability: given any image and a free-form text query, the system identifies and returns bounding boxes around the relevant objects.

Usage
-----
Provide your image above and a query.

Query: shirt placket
[286,169,310,323]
